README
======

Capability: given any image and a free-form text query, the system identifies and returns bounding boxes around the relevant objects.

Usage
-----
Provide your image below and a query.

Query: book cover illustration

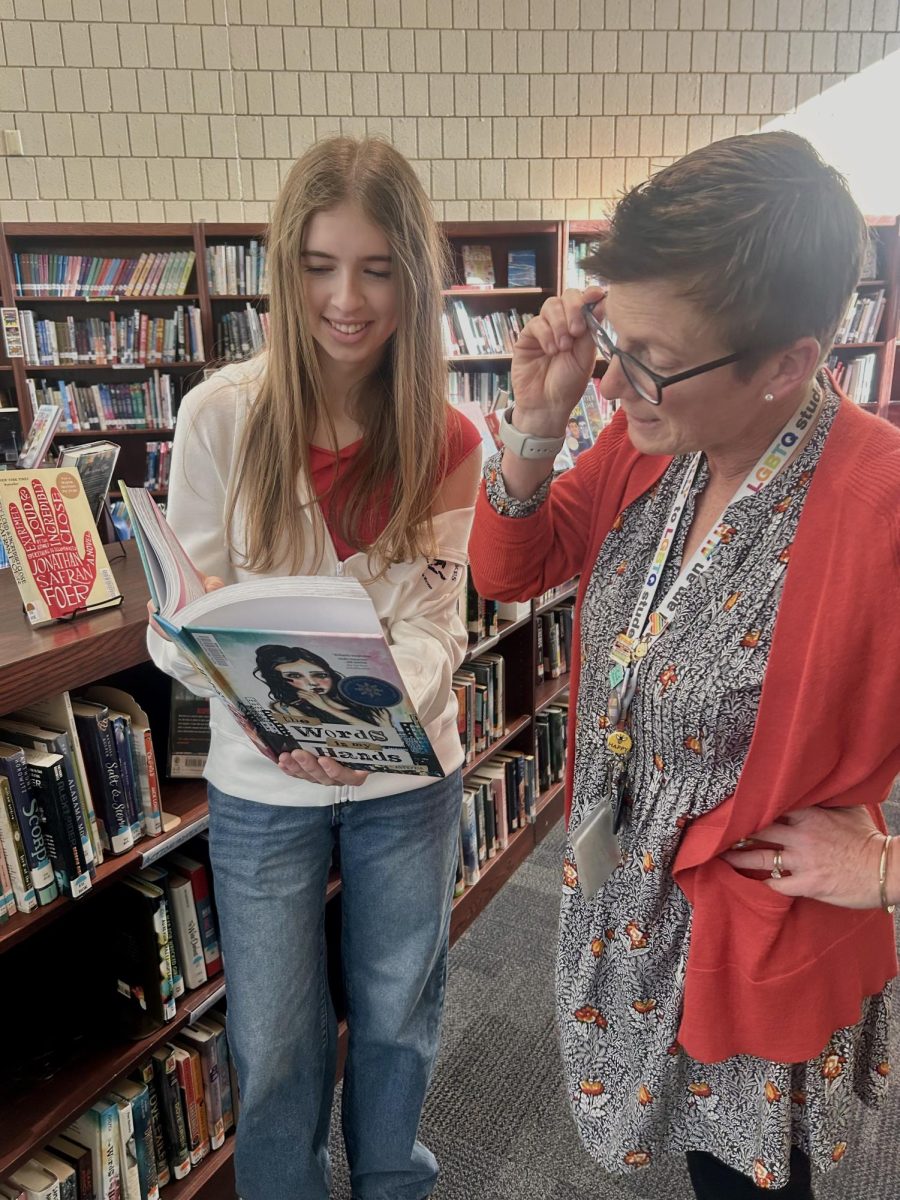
[188,629,443,777]
[167,682,210,780]
[564,396,595,461]
[16,403,62,469]
[121,483,443,778]
[0,469,120,626]
[57,441,120,524]
[2,306,24,357]
[507,249,537,287]
[1,406,21,467]
[460,244,495,288]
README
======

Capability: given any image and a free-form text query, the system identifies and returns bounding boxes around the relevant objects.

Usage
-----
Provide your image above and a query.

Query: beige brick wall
[0,0,898,222]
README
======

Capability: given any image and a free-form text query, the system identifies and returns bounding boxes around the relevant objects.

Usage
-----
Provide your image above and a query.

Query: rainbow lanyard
[602,386,822,770]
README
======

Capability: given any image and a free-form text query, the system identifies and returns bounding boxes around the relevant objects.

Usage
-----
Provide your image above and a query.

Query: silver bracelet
[880,834,895,914]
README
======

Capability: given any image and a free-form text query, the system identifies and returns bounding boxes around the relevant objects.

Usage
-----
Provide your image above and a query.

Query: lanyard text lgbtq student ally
[601,386,823,830]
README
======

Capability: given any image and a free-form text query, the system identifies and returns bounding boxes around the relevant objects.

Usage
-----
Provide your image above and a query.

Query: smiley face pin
[606,730,633,756]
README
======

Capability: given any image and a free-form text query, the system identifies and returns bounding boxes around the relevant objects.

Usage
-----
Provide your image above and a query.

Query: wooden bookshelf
[564,216,900,419]
[8,209,894,1199]
[0,526,571,1194]
[1,214,897,491]
[0,221,206,497]
[442,221,562,395]
[0,972,227,1180]
[534,672,571,715]
[0,778,208,954]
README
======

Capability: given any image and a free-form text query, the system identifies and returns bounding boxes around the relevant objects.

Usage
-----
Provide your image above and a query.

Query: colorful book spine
[132,1061,172,1189]
[150,1046,191,1181]
[0,742,58,905]
[71,702,134,855]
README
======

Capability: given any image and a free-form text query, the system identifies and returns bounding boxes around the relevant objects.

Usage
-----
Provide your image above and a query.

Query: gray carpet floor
[330,786,900,1200]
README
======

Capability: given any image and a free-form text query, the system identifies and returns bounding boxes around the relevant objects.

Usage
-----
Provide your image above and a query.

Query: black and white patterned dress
[485,383,891,1189]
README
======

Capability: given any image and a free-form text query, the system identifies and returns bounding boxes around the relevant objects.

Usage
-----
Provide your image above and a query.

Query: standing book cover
[56,440,120,524]
[460,244,495,288]
[0,469,120,626]
[507,249,537,287]
[122,484,443,778]
[16,403,62,469]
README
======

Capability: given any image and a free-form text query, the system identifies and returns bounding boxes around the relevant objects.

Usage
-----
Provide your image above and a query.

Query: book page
[176,575,383,636]
[120,484,205,614]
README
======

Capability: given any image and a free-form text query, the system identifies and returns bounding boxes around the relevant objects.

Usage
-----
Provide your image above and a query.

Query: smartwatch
[497,405,566,461]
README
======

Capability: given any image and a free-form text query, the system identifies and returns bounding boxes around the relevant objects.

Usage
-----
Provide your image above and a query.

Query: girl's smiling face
[301,201,400,371]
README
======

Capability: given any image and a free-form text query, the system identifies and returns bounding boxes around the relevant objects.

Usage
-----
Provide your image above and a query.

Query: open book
[120,484,443,778]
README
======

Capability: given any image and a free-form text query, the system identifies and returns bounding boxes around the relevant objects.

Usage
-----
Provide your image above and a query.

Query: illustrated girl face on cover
[300,202,400,374]
[256,646,340,703]
[273,655,335,699]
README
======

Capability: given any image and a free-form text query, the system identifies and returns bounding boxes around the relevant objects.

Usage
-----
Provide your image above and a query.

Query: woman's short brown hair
[583,131,867,367]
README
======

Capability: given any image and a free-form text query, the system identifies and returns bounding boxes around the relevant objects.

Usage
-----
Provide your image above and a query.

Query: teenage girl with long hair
[148,137,481,1200]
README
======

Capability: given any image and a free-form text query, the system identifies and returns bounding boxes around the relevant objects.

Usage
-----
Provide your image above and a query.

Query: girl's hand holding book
[147,574,225,641]
[277,748,367,788]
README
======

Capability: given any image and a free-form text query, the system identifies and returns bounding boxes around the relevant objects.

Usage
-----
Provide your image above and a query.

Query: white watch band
[498,405,565,460]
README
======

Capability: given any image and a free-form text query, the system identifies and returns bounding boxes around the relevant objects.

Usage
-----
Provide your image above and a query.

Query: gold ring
[771,849,784,880]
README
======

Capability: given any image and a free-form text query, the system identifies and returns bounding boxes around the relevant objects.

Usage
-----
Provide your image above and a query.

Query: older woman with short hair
[469,132,900,1197]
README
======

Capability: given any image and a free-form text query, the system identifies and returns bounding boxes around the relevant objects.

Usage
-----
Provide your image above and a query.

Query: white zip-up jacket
[147,356,473,806]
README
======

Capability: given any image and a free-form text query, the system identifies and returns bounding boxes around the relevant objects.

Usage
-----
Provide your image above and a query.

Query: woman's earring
[763,392,775,402]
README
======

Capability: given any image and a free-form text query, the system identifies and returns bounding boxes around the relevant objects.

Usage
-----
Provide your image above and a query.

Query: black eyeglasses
[582,303,745,407]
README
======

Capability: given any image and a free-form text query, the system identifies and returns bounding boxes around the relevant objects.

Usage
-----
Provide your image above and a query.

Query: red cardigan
[469,400,900,1064]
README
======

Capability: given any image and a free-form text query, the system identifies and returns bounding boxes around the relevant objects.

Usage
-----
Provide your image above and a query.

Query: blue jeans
[207,769,463,1200]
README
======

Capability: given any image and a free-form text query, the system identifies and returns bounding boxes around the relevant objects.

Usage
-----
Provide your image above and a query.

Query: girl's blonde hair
[228,136,450,573]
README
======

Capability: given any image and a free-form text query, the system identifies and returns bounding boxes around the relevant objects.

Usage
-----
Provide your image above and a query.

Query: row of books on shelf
[26,374,178,432]
[457,747,536,889]
[463,571,577,649]
[465,574,500,642]
[537,601,574,684]
[145,441,172,492]
[455,243,538,289]
[13,252,197,300]
[217,305,269,362]
[206,241,268,297]
[110,846,222,1037]
[566,236,603,290]
[536,578,578,609]
[463,573,536,643]
[447,369,510,410]
[442,302,534,358]
[833,288,886,345]
[453,653,505,763]
[454,704,567,891]
[0,687,165,919]
[2,1011,236,1200]
[828,352,878,405]
[17,308,205,368]
[536,703,568,792]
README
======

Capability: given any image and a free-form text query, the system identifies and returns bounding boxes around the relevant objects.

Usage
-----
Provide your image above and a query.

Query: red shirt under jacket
[469,399,900,1064]
[309,406,481,561]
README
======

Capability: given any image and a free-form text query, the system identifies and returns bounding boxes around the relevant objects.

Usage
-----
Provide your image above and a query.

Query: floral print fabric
[486,381,891,1187]
[558,383,890,1187]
